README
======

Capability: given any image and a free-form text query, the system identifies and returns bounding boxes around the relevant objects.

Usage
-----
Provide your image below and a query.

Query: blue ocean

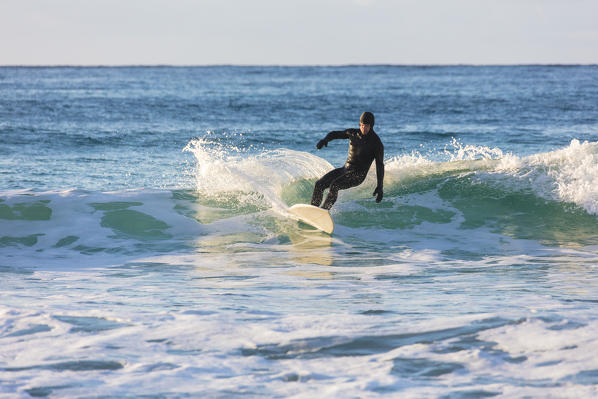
[2,65,598,398]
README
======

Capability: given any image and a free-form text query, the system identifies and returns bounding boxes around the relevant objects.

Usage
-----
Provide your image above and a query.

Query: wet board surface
[288,204,334,234]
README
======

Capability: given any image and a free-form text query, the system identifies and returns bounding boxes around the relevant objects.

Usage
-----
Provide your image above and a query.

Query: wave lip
[183,136,331,212]
[514,139,598,215]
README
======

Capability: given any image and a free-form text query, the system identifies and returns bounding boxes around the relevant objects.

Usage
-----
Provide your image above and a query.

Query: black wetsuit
[312,128,384,209]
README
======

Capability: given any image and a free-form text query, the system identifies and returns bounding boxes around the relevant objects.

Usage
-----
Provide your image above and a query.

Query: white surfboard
[289,204,334,234]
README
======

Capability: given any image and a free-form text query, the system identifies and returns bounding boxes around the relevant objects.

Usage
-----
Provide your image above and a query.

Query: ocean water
[2,65,598,398]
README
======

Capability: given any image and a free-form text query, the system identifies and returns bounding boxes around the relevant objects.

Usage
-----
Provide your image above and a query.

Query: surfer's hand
[373,187,383,203]
[316,139,328,150]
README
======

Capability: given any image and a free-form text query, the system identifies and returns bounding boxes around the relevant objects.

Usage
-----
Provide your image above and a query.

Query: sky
[1,0,597,65]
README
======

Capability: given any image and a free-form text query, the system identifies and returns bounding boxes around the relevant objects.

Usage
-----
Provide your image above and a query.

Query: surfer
[312,111,384,209]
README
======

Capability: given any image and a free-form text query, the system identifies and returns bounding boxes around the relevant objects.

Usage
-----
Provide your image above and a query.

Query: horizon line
[1,63,597,68]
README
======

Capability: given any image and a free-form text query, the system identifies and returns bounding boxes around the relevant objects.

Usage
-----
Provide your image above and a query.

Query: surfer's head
[360,111,374,134]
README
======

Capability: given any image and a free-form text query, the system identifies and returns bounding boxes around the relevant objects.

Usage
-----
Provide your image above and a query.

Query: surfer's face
[360,123,371,135]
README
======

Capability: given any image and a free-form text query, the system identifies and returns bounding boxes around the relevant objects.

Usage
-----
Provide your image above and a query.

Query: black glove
[373,186,383,203]
[316,139,328,150]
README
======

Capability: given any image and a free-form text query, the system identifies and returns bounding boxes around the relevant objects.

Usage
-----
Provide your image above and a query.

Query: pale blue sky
[1,0,597,65]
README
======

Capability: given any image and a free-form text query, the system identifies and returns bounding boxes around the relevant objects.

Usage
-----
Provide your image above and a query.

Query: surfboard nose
[289,204,334,234]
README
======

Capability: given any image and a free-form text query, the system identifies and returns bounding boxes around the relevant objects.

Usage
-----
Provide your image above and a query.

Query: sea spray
[494,139,598,215]
[444,137,505,162]
[528,139,598,214]
[183,134,331,213]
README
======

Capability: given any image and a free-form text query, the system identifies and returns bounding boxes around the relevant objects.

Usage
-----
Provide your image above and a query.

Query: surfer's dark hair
[360,112,374,127]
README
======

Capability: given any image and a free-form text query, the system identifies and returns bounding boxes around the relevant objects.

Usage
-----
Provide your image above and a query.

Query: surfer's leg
[322,170,367,210]
[311,168,345,207]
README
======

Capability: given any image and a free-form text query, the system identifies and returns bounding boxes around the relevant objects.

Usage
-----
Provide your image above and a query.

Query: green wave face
[437,176,598,247]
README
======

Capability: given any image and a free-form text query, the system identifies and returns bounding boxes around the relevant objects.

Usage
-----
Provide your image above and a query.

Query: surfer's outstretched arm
[316,130,350,149]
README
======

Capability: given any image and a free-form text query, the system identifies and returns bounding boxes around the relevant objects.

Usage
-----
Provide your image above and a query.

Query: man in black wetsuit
[311,111,384,210]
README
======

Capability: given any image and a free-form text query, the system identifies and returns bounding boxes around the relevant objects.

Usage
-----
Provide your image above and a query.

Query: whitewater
[2,65,598,397]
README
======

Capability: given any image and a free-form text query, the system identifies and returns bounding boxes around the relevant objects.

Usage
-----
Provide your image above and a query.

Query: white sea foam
[478,317,598,387]
[0,189,204,269]
[524,139,598,214]
[4,288,598,398]
[183,137,331,213]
